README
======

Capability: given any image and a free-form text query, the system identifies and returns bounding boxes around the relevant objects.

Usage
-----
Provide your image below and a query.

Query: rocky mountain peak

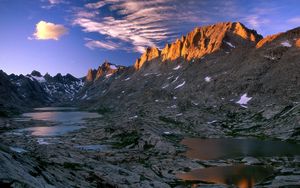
[134,22,263,70]
[95,61,118,80]
[134,47,160,70]
[86,69,97,82]
[256,27,300,48]
[85,61,122,82]
[31,70,42,77]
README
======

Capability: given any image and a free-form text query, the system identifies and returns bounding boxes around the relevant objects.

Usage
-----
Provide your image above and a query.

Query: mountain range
[0,22,299,140]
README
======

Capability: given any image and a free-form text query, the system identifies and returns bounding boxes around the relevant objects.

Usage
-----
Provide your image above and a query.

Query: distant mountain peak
[31,70,42,77]
[85,60,125,82]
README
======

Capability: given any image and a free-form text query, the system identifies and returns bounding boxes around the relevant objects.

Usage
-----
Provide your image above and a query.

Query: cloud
[41,0,67,9]
[243,15,269,29]
[85,39,120,50]
[288,17,300,24]
[32,21,68,40]
[85,1,106,9]
[48,0,64,4]
[73,0,225,53]
[73,0,285,53]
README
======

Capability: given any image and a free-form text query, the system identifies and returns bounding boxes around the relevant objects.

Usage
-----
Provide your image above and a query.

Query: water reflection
[17,125,85,136]
[22,111,100,124]
[14,107,101,136]
[34,107,78,111]
[177,165,273,188]
[182,138,300,160]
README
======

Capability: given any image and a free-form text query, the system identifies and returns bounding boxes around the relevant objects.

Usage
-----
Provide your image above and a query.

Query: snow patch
[10,147,27,153]
[144,73,156,77]
[207,120,217,124]
[281,41,292,47]
[37,138,50,145]
[32,76,46,83]
[162,84,169,89]
[106,73,113,78]
[236,93,252,106]
[173,65,181,70]
[167,76,173,80]
[129,115,138,119]
[124,77,130,81]
[110,64,117,70]
[174,81,185,89]
[167,105,177,109]
[172,76,179,83]
[81,92,88,100]
[225,41,236,48]
[205,76,211,82]
[192,101,199,106]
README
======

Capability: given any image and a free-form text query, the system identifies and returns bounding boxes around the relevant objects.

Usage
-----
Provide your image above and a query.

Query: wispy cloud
[85,39,120,50]
[31,21,68,40]
[73,0,225,53]
[48,0,64,4]
[288,17,300,24]
[243,15,270,29]
[85,1,106,9]
[41,0,68,9]
[71,0,288,52]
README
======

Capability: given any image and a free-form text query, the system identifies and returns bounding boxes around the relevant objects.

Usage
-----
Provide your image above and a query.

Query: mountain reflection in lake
[177,165,273,188]
[177,138,300,187]
[15,107,101,136]
[182,138,300,160]
[22,111,100,124]
[17,125,85,136]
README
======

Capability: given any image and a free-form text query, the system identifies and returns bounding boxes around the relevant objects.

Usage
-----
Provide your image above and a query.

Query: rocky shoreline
[1,108,300,188]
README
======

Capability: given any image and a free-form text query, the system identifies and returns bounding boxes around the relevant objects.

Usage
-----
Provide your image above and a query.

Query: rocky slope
[79,22,300,141]
[0,70,24,116]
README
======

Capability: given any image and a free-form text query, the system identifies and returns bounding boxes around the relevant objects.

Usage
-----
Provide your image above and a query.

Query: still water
[177,138,300,187]
[16,107,101,136]
[182,138,300,160]
[177,165,273,188]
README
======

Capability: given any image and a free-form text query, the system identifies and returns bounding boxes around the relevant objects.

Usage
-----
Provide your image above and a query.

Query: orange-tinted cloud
[32,21,68,40]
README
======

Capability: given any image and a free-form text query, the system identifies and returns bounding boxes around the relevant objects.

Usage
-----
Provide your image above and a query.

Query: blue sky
[0,0,300,77]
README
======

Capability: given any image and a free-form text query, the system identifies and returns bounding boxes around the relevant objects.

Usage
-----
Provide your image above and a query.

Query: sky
[0,0,300,77]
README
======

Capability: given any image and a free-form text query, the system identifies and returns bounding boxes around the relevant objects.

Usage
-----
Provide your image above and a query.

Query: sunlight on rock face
[296,39,300,48]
